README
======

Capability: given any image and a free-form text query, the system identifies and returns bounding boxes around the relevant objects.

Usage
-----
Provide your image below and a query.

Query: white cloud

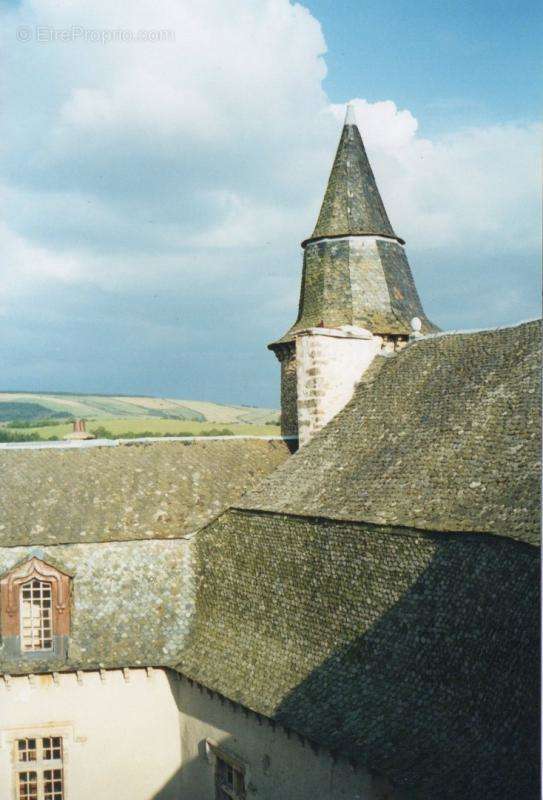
[332,99,541,253]
[330,99,419,150]
[3,0,333,256]
[0,221,84,301]
[4,1,538,266]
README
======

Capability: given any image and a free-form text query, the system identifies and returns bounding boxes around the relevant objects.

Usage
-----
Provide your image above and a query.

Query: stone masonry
[295,325,381,446]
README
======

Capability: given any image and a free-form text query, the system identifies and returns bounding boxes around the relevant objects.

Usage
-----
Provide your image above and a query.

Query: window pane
[18,771,38,800]
[17,737,64,800]
[43,736,62,761]
[216,757,228,782]
[43,768,64,800]
[215,755,245,799]
[20,579,53,651]
[17,739,37,763]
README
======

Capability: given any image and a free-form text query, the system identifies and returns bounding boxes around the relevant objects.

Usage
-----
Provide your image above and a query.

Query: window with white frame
[20,578,54,651]
[215,753,246,800]
[15,736,64,800]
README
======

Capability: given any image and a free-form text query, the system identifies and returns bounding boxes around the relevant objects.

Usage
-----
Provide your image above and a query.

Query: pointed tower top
[303,105,404,247]
[268,96,438,355]
[345,103,357,125]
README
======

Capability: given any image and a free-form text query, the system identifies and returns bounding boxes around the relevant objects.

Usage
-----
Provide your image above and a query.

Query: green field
[5,418,280,440]
[0,393,278,424]
[0,392,280,441]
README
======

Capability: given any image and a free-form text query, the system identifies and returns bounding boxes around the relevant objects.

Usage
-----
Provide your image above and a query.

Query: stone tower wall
[277,344,298,439]
[295,327,381,446]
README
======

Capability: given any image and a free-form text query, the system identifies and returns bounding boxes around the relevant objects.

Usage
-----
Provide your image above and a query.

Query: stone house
[0,107,539,800]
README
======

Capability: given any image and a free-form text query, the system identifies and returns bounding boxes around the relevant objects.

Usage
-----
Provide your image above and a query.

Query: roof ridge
[228,506,540,548]
[407,317,540,346]
[0,434,295,452]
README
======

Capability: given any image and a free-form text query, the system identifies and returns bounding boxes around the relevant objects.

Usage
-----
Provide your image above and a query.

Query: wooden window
[0,558,71,655]
[21,579,54,651]
[215,754,246,800]
[15,737,64,800]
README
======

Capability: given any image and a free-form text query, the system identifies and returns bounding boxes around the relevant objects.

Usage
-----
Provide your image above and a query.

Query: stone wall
[295,326,381,446]
[276,344,298,439]
[0,666,393,800]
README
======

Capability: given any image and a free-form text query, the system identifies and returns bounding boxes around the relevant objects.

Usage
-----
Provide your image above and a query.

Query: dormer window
[0,557,71,658]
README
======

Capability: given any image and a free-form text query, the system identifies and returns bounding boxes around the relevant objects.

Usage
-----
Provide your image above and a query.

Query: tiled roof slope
[246,321,541,544]
[178,510,539,799]
[0,439,289,546]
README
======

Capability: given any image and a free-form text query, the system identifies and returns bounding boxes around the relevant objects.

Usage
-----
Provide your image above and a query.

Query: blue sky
[0,0,540,407]
[306,0,541,132]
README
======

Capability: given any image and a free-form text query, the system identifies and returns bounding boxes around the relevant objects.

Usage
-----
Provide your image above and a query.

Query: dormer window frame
[20,576,54,652]
[0,557,71,659]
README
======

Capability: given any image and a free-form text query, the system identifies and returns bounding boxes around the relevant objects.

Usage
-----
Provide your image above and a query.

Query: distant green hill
[0,393,279,425]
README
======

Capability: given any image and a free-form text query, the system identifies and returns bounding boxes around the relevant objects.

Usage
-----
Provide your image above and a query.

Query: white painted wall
[175,675,394,800]
[295,326,382,446]
[0,668,396,799]
[0,669,181,800]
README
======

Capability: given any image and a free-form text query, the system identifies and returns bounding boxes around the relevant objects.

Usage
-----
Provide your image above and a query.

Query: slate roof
[0,437,288,675]
[272,238,438,346]
[270,109,438,347]
[0,438,289,547]
[173,323,540,800]
[0,328,539,798]
[177,509,540,800]
[0,539,194,674]
[306,111,402,246]
[251,321,541,545]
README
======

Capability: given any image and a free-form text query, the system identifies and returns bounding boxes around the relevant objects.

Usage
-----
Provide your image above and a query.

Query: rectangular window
[15,737,64,800]
[18,772,38,800]
[20,579,53,651]
[215,754,245,800]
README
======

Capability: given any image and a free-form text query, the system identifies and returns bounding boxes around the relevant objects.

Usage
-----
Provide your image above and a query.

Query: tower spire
[269,102,438,444]
[304,103,403,247]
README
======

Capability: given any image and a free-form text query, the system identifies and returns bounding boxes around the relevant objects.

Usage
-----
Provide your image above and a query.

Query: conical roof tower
[271,105,437,346]
[269,105,438,442]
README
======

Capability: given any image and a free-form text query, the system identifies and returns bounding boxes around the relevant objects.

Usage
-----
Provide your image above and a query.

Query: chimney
[63,419,95,441]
